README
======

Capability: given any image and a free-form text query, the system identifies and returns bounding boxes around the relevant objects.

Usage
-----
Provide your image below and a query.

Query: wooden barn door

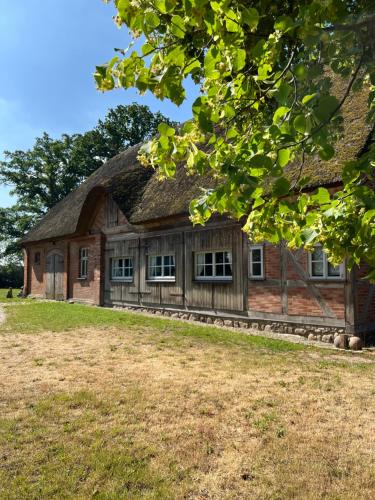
[45,251,64,300]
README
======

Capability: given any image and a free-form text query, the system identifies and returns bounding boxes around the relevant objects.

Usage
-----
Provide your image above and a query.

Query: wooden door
[45,251,64,300]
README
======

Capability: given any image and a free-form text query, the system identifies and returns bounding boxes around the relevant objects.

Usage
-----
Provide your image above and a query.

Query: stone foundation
[112,304,346,342]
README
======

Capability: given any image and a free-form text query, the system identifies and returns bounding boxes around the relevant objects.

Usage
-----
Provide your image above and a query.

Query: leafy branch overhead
[96,0,375,277]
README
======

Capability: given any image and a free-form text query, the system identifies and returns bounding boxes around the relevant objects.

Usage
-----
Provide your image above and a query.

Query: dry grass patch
[0,302,374,498]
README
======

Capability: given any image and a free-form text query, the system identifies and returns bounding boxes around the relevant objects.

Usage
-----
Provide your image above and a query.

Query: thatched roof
[23,78,373,244]
[285,77,373,186]
[22,145,152,243]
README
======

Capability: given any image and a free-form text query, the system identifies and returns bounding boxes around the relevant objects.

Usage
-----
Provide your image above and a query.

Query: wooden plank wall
[104,237,140,304]
[185,226,243,311]
[104,224,244,312]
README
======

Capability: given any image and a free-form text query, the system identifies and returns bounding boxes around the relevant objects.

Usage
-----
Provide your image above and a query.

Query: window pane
[252,263,262,276]
[216,264,224,276]
[216,252,224,264]
[328,262,341,277]
[156,256,162,266]
[197,254,204,265]
[163,255,170,266]
[224,251,232,263]
[197,264,205,277]
[205,264,213,276]
[149,256,156,267]
[252,249,261,263]
[170,265,175,277]
[205,253,213,264]
[312,247,323,260]
[312,261,324,276]
[164,266,171,276]
[225,264,232,276]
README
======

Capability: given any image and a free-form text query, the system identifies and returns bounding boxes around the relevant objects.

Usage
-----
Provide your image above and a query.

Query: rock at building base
[322,334,334,344]
[333,334,348,349]
[308,333,317,341]
[348,336,363,351]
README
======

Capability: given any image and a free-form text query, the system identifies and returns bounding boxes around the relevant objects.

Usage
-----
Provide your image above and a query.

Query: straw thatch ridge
[22,144,151,243]
[22,78,373,244]
[284,77,373,186]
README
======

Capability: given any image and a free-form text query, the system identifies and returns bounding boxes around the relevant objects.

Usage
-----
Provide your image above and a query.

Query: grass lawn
[0,300,374,499]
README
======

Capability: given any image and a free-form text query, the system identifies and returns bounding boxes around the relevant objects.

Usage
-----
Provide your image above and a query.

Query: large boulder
[333,334,348,349]
[348,336,363,351]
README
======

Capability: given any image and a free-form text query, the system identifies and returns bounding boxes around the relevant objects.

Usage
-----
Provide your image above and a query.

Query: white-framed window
[195,250,232,280]
[249,245,264,279]
[79,247,89,279]
[111,257,133,281]
[147,255,175,281]
[308,246,344,279]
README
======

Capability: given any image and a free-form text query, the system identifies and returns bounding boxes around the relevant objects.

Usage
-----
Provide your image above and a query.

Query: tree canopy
[0,103,173,260]
[95,0,375,277]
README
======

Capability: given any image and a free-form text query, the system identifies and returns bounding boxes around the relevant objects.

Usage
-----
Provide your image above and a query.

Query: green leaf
[276,81,291,105]
[315,95,339,121]
[302,93,318,105]
[204,46,220,78]
[294,115,306,134]
[144,11,160,29]
[301,227,318,244]
[313,187,331,205]
[158,122,175,136]
[249,154,273,170]
[170,15,185,38]
[274,16,294,32]
[232,48,246,72]
[273,107,290,124]
[273,177,290,197]
[225,10,239,32]
[318,144,335,161]
[154,0,176,14]
[278,149,291,167]
[242,7,259,30]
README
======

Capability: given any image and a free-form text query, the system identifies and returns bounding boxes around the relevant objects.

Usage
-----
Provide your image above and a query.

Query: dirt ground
[1,316,375,499]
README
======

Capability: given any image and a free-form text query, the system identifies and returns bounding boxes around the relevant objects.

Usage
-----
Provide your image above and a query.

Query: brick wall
[355,264,375,326]
[248,244,346,320]
[69,235,103,305]
[249,284,282,313]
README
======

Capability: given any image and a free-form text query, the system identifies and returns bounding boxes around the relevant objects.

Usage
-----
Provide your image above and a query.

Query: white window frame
[249,244,264,279]
[308,246,344,280]
[147,254,176,282]
[78,247,89,279]
[194,250,233,281]
[111,257,133,282]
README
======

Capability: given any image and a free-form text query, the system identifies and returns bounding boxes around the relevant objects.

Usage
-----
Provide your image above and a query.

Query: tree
[95,1,375,277]
[0,103,174,259]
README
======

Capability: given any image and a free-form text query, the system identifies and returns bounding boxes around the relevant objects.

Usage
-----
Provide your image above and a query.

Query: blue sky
[0,0,199,207]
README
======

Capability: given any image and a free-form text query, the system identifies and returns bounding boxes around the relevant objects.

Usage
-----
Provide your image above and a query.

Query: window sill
[110,279,133,283]
[77,277,88,281]
[194,278,233,283]
[146,279,176,283]
[248,276,265,281]
[308,277,345,282]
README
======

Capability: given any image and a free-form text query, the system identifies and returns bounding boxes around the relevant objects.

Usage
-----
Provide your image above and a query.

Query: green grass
[0,390,172,499]
[0,300,305,353]
[0,288,23,303]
